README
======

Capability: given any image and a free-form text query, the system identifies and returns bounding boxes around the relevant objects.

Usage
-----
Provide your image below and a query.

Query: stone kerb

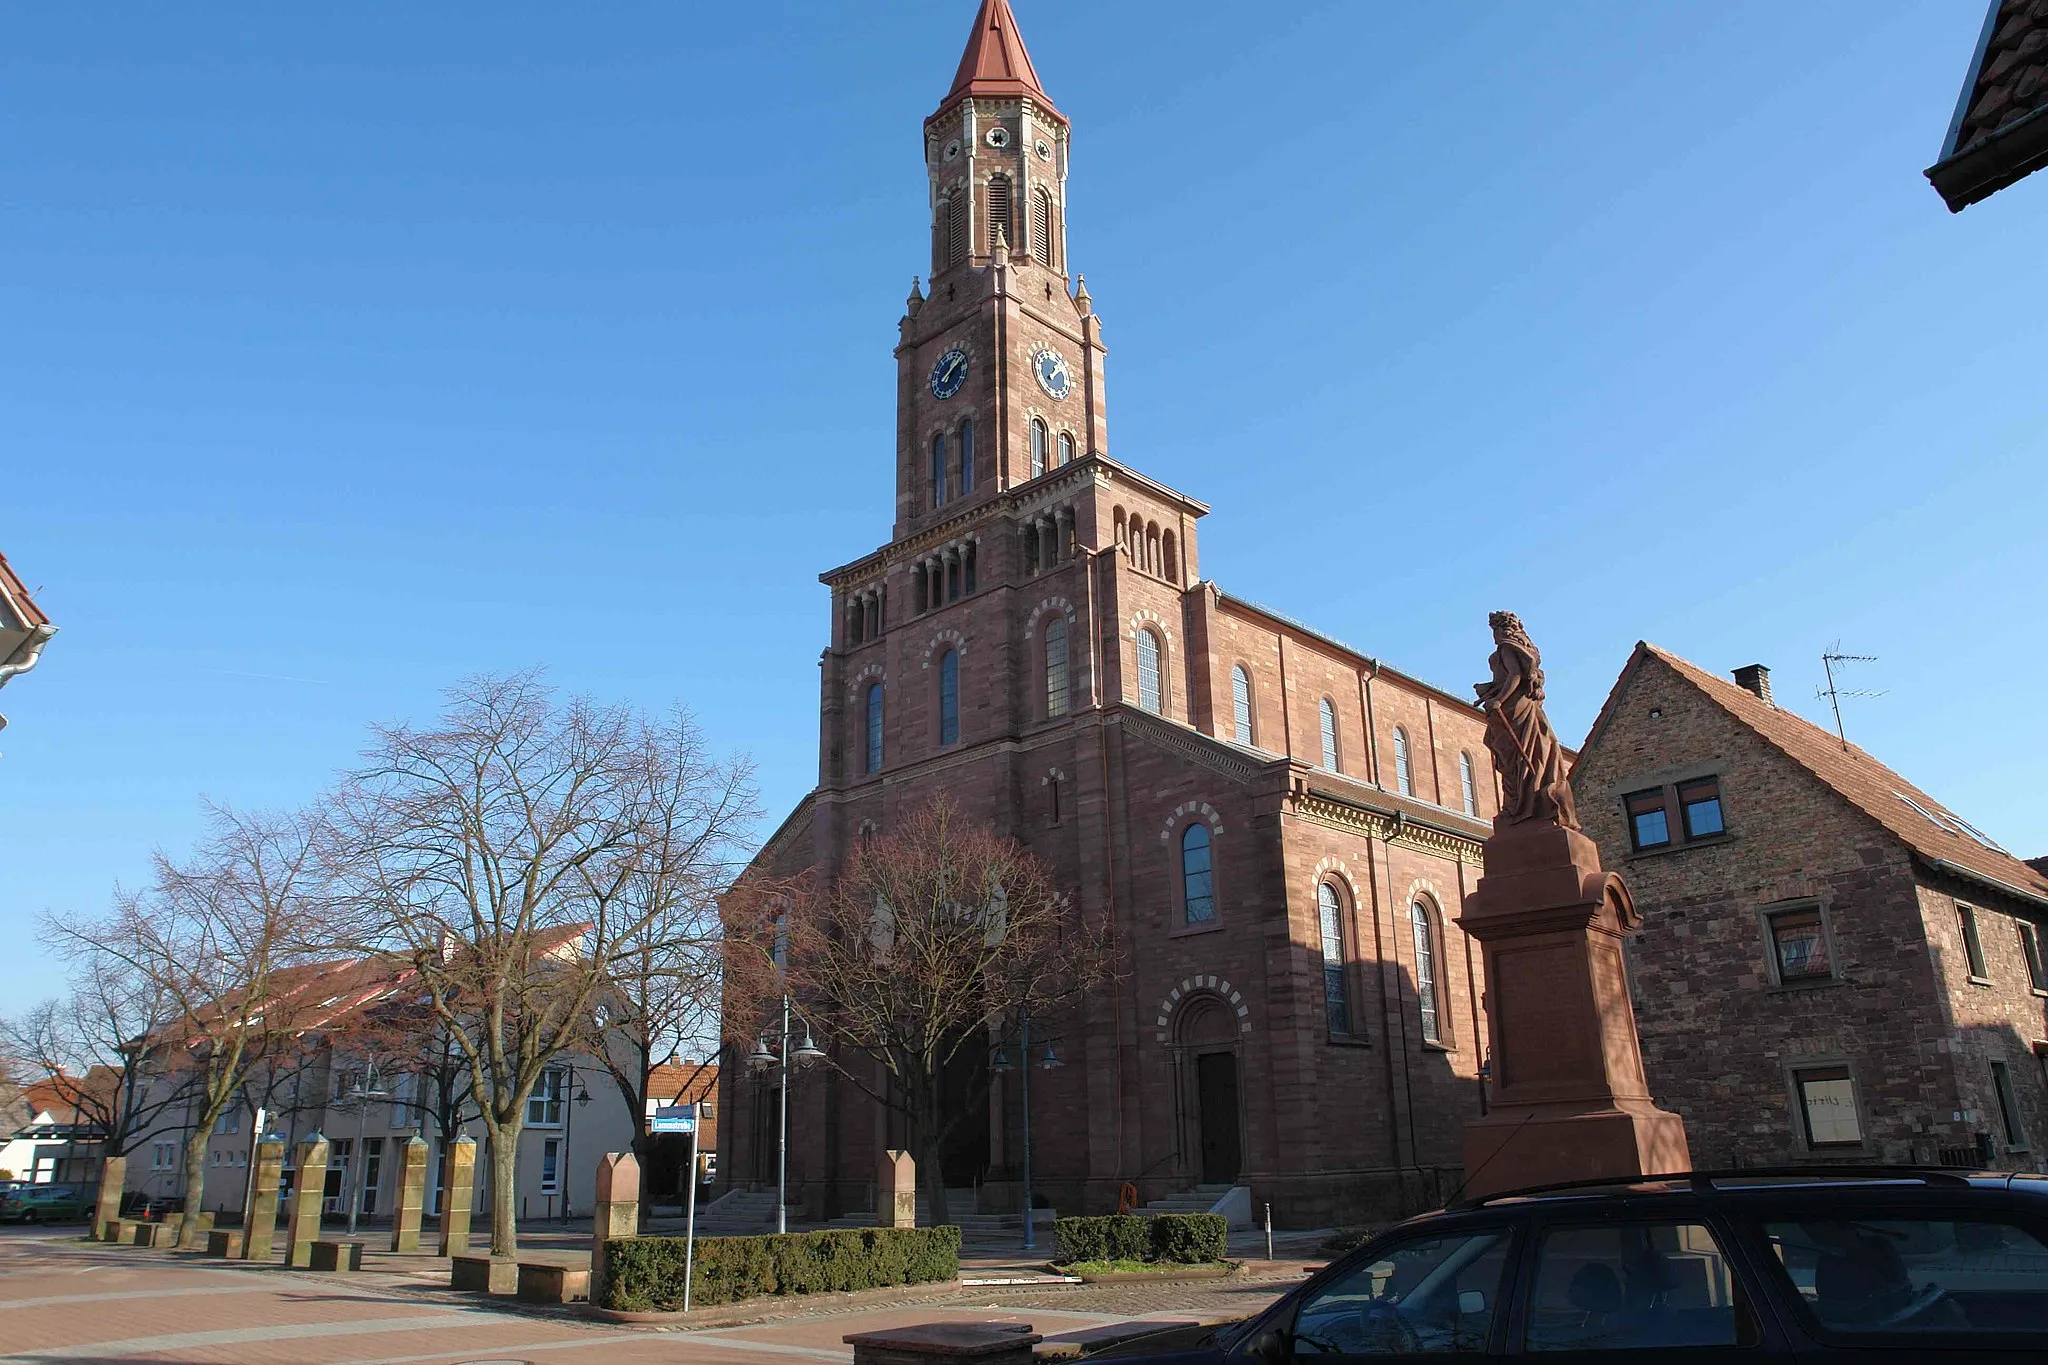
[845,1323,1041,1365]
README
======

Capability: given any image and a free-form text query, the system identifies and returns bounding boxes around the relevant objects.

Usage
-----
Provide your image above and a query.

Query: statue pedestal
[1458,821,1689,1199]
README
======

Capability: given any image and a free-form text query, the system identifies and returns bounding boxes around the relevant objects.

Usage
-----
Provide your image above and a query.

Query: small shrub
[1151,1213,1227,1264]
[601,1225,960,1311]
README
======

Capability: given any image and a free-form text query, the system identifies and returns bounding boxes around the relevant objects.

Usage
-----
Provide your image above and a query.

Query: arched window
[947,193,968,268]
[938,649,959,745]
[1180,823,1214,925]
[1318,881,1350,1036]
[1393,726,1413,796]
[986,174,1012,251]
[1135,628,1162,714]
[1030,418,1047,477]
[864,683,883,775]
[930,433,947,507]
[1411,900,1440,1044]
[1459,752,1477,817]
[1231,665,1254,745]
[958,419,974,494]
[1319,699,1340,772]
[1030,187,1053,265]
[1057,431,1074,466]
[1044,616,1069,718]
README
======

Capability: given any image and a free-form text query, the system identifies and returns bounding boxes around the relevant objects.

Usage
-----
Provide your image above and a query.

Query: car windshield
[1761,1216,2048,1338]
[1290,1229,1512,1355]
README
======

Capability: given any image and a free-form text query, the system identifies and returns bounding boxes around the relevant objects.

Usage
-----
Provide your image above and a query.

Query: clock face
[929,348,969,400]
[1032,346,1073,400]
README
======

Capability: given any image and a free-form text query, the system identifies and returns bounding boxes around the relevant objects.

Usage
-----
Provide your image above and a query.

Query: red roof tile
[0,552,50,630]
[1928,0,2048,209]
[1608,644,2048,908]
[934,0,1062,123]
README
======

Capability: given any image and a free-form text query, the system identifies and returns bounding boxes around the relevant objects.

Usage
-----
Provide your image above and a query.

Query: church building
[720,0,1502,1227]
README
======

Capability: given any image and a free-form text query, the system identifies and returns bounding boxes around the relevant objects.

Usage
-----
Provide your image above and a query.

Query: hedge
[1052,1213,1228,1266]
[601,1225,961,1311]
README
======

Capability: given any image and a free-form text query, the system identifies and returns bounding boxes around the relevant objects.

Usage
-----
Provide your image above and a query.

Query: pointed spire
[1072,274,1091,316]
[906,276,925,316]
[991,223,1011,266]
[934,0,1063,123]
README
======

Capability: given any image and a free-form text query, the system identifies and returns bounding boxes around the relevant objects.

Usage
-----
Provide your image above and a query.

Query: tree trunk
[915,1122,950,1230]
[486,1118,522,1257]
[175,1128,213,1249]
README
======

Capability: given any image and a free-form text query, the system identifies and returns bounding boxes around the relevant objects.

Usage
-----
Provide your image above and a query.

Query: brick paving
[0,1227,1310,1364]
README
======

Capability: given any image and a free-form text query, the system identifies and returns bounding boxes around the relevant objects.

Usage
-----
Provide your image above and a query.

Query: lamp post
[747,994,824,1234]
[562,1069,592,1221]
[341,1078,390,1238]
[989,1013,1062,1251]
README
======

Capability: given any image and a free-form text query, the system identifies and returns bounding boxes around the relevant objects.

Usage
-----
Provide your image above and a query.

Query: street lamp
[748,993,824,1234]
[340,1076,391,1238]
[562,1075,592,1221]
[990,1012,1062,1251]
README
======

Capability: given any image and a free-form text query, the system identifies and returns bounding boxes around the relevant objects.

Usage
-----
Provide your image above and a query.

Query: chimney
[1732,664,1773,706]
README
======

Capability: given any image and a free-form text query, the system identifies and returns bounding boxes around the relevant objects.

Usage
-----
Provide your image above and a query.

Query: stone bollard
[310,1240,363,1272]
[93,1156,126,1243]
[243,1139,286,1261]
[844,1323,1040,1365]
[389,1135,429,1252]
[436,1135,477,1257]
[207,1228,245,1258]
[878,1150,916,1229]
[285,1134,330,1268]
[588,1151,640,1306]
[131,1222,167,1248]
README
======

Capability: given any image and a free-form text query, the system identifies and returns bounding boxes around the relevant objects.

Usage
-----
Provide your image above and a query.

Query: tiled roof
[647,1061,719,1106]
[1928,0,2048,210]
[0,552,50,631]
[1627,644,2048,908]
[934,0,1062,123]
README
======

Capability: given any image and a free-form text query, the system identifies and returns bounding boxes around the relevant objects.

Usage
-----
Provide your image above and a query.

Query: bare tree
[328,673,755,1257]
[724,798,1117,1224]
[44,803,327,1248]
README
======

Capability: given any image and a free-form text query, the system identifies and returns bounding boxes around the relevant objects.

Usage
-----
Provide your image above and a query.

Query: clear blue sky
[3,3,2043,1018]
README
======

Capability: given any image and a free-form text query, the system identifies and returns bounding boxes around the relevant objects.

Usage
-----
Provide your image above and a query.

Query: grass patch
[1054,1258,1232,1276]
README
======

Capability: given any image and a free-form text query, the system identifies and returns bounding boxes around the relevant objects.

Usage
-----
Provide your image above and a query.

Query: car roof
[1442,1167,2047,1213]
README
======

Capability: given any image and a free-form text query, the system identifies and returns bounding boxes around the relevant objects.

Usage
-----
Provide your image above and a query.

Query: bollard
[390,1135,429,1252]
[93,1157,127,1244]
[878,1150,916,1229]
[436,1136,477,1257]
[1265,1203,1273,1261]
[589,1152,641,1307]
[285,1134,329,1268]
[243,1140,286,1261]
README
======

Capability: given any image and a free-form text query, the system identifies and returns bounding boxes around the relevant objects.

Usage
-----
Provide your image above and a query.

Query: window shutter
[1031,190,1053,264]
[947,193,968,267]
[986,175,1011,251]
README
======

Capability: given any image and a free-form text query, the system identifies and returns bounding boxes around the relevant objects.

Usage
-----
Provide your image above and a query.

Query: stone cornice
[1293,790,1486,867]
[1117,708,1263,786]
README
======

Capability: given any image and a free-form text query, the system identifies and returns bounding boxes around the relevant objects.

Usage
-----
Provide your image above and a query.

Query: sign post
[652,1105,699,1313]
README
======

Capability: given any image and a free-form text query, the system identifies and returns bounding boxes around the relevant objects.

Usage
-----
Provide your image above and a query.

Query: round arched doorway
[1174,995,1242,1183]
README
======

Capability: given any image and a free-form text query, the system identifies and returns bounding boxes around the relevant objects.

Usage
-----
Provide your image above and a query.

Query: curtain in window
[1318,882,1349,1035]
[1232,666,1253,744]
[938,650,959,744]
[1136,629,1161,713]
[865,683,883,774]
[1045,617,1068,717]
[1320,699,1340,771]
[1181,823,1214,924]
[1411,902,1439,1043]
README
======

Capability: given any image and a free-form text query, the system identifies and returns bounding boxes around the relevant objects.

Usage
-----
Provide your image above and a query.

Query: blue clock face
[929,348,969,400]
[1033,347,1073,400]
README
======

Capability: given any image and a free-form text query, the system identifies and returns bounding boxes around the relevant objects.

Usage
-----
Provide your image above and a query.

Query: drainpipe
[1359,661,1383,787]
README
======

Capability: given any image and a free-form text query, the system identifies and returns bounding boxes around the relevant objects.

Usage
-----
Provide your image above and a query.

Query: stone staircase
[818,1188,1045,1253]
[1140,1183,1236,1216]
[685,1188,785,1236]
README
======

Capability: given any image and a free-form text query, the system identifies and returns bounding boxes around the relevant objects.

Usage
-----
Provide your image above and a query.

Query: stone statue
[1474,611,1578,830]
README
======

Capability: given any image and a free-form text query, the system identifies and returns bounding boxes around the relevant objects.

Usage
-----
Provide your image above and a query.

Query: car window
[1524,1221,1754,1352]
[1291,1229,1512,1355]
[1760,1216,2048,1338]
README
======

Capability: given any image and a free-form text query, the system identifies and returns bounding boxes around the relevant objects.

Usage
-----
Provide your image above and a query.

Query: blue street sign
[651,1104,696,1134]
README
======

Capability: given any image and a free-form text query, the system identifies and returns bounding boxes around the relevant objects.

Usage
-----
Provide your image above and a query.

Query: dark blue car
[1090,1169,2048,1363]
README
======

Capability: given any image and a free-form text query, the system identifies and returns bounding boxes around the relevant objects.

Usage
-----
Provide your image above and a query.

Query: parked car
[0,1183,89,1224]
[1091,1169,2048,1362]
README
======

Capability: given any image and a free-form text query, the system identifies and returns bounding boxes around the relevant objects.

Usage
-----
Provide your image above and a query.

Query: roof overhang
[1927,103,2048,211]
[1921,855,2048,912]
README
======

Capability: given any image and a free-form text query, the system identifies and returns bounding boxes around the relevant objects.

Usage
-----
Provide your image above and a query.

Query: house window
[1679,776,1724,839]
[1231,666,1253,745]
[938,649,960,745]
[1765,905,1832,983]
[1135,629,1162,714]
[2019,921,2046,993]
[930,433,947,507]
[1794,1066,1863,1148]
[1030,417,1047,476]
[1180,823,1215,925]
[1458,752,1477,816]
[1990,1061,2026,1149]
[958,419,974,494]
[1411,900,1440,1044]
[1959,903,1989,980]
[1625,788,1671,850]
[1318,881,1350,1036]
[1392,727,1413,797]
[361,1138,383,1215]
[215,1109,241,1135]
[864,683,884,774]
[540,1137,562,1194]
[1319,699,1340,772]
[527,1069,566,1127]
[1057,431,1074,466]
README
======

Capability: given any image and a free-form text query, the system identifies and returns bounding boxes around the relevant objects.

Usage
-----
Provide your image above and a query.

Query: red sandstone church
[717,2,1501,1227]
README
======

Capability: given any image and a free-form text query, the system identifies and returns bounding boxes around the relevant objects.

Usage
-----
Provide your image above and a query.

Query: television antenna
[1816,645,1883,750]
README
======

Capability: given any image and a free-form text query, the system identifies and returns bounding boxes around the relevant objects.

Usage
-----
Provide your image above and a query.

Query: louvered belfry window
[1031,189,1053,265]
[986,175,1012,252]
[947,193,968,268]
